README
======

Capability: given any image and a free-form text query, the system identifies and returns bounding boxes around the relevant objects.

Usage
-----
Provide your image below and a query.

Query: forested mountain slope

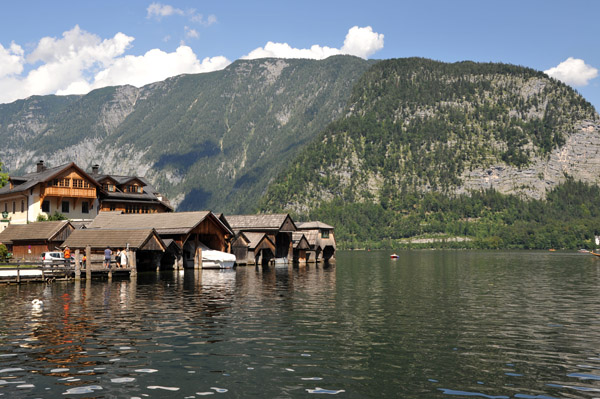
[0,56,376,213]
[260,58,600,248]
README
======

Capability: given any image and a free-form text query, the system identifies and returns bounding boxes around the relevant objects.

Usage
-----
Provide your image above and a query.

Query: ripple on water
[438,388,509,398]
[147,386,180,391]
[63,385,103,395]
[306,387,345,394]
[567,372,600,380]
[111,377,135,383]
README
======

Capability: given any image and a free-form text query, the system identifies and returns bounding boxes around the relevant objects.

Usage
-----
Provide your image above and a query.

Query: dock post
[16,265,20,284]
[194,246,202,269]
[85,246,91,281]
[130,249,137,277]
[75,249,81,280]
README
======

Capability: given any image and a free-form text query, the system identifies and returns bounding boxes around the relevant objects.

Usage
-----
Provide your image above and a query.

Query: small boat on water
[390,254,399,259]
[578,249,590,253]
[590,251,600,258]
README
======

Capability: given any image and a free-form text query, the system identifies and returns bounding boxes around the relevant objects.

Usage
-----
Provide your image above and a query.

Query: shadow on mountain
[178,188,212,211]
[233,166,265,189]
[155,141,220,172]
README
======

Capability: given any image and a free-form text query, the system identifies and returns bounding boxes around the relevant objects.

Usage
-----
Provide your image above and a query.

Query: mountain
[261,58,600,211]
[259,58,600,248]
[0,55,376,213]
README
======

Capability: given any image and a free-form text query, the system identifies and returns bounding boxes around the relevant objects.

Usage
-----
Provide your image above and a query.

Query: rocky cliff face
[458,120,600,199]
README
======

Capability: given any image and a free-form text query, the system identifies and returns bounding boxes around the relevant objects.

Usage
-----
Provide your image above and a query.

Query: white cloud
[0,24,383,104]
[147,3,217,27]
[75,48,230,92]
[341,26,384,59]
[544,57,598,87]
[242,26,384,60]
[0,42,24,78]
[189,11,217,27]
[147,3,184,19]
[0,26,231,103]
[185,26,199,39]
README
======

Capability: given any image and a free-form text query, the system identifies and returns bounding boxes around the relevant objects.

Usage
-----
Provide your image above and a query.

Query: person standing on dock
[120,248,128,269]
[63,246,71,265]
[104,246,112,269]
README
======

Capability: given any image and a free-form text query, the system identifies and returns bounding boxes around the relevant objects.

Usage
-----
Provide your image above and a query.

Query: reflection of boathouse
[296,221,336,262]
[224,214,296,265]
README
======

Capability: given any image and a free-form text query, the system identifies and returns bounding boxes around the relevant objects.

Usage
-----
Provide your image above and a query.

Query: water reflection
[0,253,600,397]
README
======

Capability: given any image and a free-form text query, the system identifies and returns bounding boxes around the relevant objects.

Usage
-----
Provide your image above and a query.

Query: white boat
[199,243,236,269]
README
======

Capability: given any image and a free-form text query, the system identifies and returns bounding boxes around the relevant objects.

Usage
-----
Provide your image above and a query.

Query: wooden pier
[0,260,134,284]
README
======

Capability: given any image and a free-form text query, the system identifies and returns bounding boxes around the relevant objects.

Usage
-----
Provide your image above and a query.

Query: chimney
[92,164,99,175]
[36,160,45,173]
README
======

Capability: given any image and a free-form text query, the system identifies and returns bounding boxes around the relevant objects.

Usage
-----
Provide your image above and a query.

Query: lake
[1,250,599,398]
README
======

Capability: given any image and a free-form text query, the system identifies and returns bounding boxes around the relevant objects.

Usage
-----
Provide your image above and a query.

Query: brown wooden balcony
[42,187,97,198]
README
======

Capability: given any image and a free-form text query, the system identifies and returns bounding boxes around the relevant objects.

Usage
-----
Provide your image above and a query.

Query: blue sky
[1,0,599,112]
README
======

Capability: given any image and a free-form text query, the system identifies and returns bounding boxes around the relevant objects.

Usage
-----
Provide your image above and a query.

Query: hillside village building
[0,161,172,230]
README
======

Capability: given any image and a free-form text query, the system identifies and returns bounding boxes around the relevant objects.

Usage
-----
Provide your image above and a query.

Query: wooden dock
[0,261,134,284]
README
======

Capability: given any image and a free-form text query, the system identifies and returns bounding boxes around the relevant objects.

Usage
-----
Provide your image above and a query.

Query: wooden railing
[42,187,96,198]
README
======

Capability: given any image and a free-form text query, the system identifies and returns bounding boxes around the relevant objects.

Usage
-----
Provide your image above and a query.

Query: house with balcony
[89,164,173,214]
[0,161,173,231]
[0,161,102,230]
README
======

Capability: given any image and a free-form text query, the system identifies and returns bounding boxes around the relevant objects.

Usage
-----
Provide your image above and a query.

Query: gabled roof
[243,232,276,250]
[61,228,166,251]
[225,214,296,232]
[292,232,310,250]
[93,173,174,211]
[0,162,102,195]
[0,220,73,243]
[297,221,334,230]
[302,230,320,247]
[87,211,233,236]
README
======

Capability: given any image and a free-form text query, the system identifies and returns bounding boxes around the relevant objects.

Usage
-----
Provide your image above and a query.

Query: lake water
[1,250,600,398]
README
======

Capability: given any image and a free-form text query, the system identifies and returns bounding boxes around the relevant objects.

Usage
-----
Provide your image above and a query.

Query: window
[52,178,70,187]
[82,201,89,214]
[12,201,15,214]
[103,184,115,192]
[73,179,83,188]
[3,203,6,213]
[21,200,24,213]
[42,200,50,213]
[62,200,70,213]
[321,230,330,239]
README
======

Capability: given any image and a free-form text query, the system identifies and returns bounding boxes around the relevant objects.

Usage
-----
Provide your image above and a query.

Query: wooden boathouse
[0,220,74,261]
[296,221,336,262]
[61,228,166,275]
[292,232,310,264]
[223,214,297,265]
[87,211,233,269]
[231,232,276,265]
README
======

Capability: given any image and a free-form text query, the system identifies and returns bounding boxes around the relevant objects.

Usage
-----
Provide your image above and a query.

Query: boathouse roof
[292,232,310,250]
[0,220,73,244]
[87,211,233,236]
[243,232,276,250]
[225,214,296,232]
[296,221,334,230]
[61,228,166,251]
